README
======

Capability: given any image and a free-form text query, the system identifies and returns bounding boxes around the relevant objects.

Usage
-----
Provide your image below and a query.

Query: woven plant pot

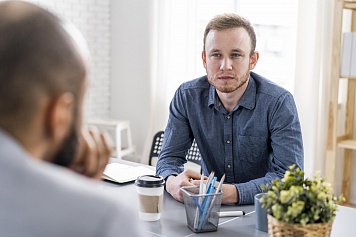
[267,214,333,237]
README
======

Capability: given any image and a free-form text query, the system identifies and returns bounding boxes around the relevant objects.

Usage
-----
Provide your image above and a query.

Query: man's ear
[45,93,74,143]
[202,51,207,69]
[249,51,259,70]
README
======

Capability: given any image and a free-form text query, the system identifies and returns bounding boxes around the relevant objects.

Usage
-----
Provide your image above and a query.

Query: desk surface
[100,159,356,237]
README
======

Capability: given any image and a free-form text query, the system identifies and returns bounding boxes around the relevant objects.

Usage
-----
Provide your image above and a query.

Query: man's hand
[166,169,202,203]
[70,126,114,180]
[191,178,239,204]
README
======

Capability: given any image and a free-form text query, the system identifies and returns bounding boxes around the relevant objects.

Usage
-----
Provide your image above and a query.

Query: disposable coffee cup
[135,175,165,221]
[255,193,268,232]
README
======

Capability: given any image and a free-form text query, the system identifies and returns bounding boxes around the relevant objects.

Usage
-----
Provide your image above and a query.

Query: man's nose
[220,57,232,71]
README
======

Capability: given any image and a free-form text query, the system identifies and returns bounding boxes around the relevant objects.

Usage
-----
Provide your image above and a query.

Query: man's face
[52,82,86,167]
[202,27,257,94]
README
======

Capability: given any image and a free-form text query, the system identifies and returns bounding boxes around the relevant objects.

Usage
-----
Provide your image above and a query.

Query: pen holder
[181,186,223,233]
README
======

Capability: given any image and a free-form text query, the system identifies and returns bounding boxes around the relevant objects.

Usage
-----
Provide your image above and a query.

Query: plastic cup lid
[135,175,165,188]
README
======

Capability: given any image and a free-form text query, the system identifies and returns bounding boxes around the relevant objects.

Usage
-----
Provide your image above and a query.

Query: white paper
[103,163,155,183]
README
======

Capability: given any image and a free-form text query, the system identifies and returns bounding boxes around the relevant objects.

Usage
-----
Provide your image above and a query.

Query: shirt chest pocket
[236,135,268,163]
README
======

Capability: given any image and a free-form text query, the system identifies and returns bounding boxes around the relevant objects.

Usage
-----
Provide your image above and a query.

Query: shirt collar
[238,74,256,110]
[207,73,256,111]
[208,84,217,107]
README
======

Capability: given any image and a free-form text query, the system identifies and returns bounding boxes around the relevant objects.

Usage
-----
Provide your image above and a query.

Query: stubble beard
[208,70,250,94]
[52,108,80,168]
[52,125,79,167]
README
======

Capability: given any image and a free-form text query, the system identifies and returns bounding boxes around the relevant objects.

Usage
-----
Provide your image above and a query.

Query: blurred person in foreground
[156,13,304,205]
[0,1,143,236]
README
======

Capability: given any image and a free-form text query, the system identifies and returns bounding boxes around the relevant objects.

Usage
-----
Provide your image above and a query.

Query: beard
[52,125,78,167]
[209,70,250,93]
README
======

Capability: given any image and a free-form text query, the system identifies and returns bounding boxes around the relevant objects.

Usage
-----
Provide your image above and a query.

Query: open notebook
[103,163,155,183]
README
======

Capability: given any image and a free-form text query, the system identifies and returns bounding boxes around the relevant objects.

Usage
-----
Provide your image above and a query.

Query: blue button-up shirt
[156,72,304,204]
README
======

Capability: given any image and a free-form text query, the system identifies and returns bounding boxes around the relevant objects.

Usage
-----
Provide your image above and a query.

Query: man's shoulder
[36,160,118,205]
[250,71,291,99]
[28,162,143,236]
[179,75,210,91]
[0,146,133,236]
[0,130,115,207]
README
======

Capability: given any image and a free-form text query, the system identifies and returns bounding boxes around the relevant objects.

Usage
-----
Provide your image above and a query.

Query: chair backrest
[149,131,201,167]
[185,140,201,165]
[149,131,164,165]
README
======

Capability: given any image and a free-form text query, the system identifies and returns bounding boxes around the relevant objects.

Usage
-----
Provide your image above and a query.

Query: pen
[193,174,205,229]
[199,174,223,230]
[214,174,225,195]
[198,177,217,230]
[205,171,215,192]
[199,174,204,195]
[218,211,246,217]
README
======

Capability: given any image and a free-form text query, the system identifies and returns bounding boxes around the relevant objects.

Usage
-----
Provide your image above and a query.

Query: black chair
[149,131,165,166]
[149,131,202,169]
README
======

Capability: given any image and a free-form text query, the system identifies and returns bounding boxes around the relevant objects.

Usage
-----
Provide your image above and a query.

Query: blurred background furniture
[325,0,356,207]
[87,119,135,160]
[149,131,201,173]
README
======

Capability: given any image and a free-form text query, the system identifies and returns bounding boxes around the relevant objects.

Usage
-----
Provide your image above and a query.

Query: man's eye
[212,53,220,57]
[231,53,241,58]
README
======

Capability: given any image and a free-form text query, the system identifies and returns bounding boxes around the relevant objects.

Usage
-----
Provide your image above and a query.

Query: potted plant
[260,164,345,237]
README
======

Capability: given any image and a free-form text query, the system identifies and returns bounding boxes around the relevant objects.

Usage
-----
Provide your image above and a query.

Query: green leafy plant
[260,165,345,225]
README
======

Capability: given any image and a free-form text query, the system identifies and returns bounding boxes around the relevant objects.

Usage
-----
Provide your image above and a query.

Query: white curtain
[140,0,170,164]
[294,0,333,178]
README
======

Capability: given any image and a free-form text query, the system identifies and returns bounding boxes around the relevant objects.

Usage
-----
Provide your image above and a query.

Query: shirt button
[227,164,231,168]
[226,115,230,119]
[226,140,231,144]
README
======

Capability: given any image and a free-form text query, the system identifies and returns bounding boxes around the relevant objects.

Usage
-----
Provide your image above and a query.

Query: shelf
[344,1,356,10]
[326,0,356,208]
[340,76,356,80]
[338,139,356,149]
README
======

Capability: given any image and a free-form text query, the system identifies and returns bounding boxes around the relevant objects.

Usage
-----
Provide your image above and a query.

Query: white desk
[331,205,356,236]
[100,160,356,237]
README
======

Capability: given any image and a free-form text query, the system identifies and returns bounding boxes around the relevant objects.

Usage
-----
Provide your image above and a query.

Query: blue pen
[198,177,217,230]
[201,174,225,228]
[205,172,214,192]
[193,174,205,229]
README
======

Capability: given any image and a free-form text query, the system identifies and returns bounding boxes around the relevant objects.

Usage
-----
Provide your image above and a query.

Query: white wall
[32,0,112,119]
[110,0,156,162]
[28,0,157,163]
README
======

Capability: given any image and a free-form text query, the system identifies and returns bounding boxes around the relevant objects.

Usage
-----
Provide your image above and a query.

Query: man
[0,2,142,236]
[156,13,304,205]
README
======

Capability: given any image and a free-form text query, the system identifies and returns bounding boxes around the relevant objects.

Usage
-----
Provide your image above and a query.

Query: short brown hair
[0,1,86,129]
[203,13,256,56]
